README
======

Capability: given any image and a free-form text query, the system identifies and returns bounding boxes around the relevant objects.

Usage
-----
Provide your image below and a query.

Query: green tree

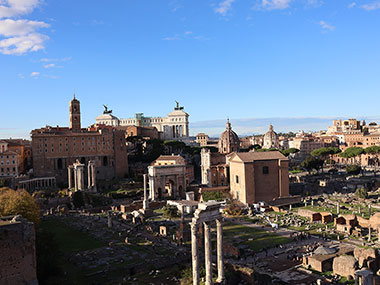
[281,148,300,157]
[0,187,40,225]
[301,156,324,174]
[340,147,364,165]
[355,187,368,199]
[311,147,341,170]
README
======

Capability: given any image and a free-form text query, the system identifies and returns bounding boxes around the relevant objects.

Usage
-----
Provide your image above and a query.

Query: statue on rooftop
[103,104,112,114]
[174,101,184,110]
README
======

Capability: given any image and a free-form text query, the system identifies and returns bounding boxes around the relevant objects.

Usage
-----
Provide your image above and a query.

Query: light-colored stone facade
[148,155,193,200]
[201,148,228,187]
[96,102,189,141]
[0,140,18,177]
[229,151,289,204]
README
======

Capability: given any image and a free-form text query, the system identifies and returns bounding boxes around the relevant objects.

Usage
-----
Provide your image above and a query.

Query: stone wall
[0,216,37,285]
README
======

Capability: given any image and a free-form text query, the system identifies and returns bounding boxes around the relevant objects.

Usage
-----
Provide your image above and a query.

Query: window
[235,175,239,184]
[263,166,269,174]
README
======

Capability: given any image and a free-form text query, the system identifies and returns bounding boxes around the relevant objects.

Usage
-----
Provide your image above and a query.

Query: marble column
[191,223,199,285]
[88,163,92,189]
[91,163,96,188]
[149,176,155,201]
[204,222,213,285]
[143,174,148,210]
[216,219,225,283]
[74,168,78,191]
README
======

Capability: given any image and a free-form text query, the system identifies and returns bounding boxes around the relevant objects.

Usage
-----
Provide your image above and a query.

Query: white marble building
[95,102,189,141]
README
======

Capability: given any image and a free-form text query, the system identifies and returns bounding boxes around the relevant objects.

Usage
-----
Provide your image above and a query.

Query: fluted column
[191,223,200,285]
[74,168,78,191]
[88,163,92,189]
[216,219,225,283]
[204,222,213,285]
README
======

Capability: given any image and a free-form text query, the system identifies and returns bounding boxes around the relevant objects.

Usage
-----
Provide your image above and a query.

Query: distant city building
[96,102,190,141]
[263,124,279,149]
[327,119,363,134]
[1,139,32,174]
[120,125,161,140]
[31,96,128,184]
[229,151,289,204]
[148,154,194,200]
[0,140,18,177]
[218,119,240,154]
[196,133,209,147]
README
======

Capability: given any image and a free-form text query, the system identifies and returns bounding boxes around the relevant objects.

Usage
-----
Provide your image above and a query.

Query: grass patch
[223,223,291,252]
[40,218,107,253]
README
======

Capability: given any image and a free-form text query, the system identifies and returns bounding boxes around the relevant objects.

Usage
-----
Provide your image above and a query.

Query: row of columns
[68,160,97,191]
[19,177,56,191]
[191,219,224,285]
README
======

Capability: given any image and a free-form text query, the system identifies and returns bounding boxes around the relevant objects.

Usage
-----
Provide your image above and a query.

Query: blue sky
[1,0,380,138]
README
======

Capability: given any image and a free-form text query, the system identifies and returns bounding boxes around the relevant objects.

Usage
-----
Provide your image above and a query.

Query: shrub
[346,165,361,175]
[162,205,179,219]
[355,187,368,199]
[224,201,242,216]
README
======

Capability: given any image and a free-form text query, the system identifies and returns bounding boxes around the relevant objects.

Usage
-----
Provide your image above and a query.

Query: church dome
[263,124,279,149]
[218,119,240,154]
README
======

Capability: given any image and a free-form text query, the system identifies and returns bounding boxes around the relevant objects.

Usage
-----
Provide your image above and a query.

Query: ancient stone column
[191,223,200,285]
[91,163,96,188]
[143,174,148,210]
[369,204,372,217]
[88,163,92,189]
[204,222,213,285]
[74,168,78,191]
[68,167,72,189]
[337,202,340,215]
[368,226,372,242]
[77,164,85,191]
[149,176,155,201]
[216,219,225,284]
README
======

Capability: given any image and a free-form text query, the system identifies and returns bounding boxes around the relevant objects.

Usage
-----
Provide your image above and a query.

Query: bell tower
[69,94,81,131]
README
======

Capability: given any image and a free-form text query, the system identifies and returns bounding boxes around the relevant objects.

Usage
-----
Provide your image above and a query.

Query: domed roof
[218,119,240,154]
[220,119,239,142]
[265,124,277,137]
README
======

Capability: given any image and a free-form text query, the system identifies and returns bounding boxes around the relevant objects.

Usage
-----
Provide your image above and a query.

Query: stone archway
[165,179,175,198]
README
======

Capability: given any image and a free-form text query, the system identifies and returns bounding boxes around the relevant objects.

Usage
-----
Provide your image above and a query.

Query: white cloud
[215,0,236,16]
[261,0,292,10]
[163,35,180,41]
[30,71,39,77]
[348,2,356,8]
[40,56,71,62]
[0,0,49,55]
[361,2,380,10]
[43,63,54,68]
[319,20,335,31]
[0,0,40,19]
[185,31,192,35]
[0,32,48,54]
[0,19,48,36]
